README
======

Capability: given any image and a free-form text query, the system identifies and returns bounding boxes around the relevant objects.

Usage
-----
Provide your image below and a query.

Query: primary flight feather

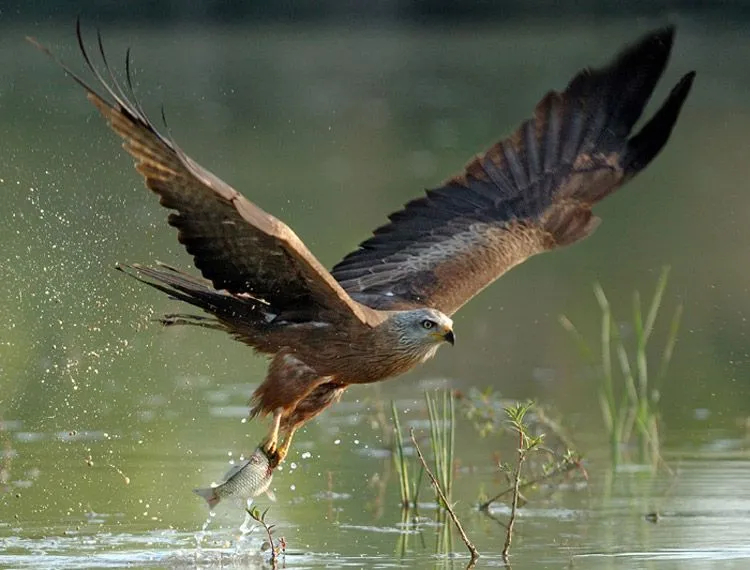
[33,25,694,463]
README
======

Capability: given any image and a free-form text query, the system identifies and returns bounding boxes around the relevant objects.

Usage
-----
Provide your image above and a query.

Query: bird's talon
[260,437,278,457]
[273,447,287,464]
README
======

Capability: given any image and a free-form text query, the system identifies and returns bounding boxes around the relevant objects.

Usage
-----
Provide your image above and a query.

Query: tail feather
[159,313,227,330]
[117,262,273,331]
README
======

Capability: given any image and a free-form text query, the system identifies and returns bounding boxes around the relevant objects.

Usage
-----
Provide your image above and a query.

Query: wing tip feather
[623,69,695,177]
[331,27,692,313]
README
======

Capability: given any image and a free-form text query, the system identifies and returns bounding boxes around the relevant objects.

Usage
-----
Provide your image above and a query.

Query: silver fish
[194,446,275,509]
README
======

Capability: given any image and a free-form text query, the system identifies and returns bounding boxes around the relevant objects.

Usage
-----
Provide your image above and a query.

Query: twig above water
[409,428,479,566]
[247,506,285,567]
[479,452,585,511]
[502,429,524,560]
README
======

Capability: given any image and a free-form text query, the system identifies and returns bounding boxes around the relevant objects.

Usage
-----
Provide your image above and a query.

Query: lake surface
[2,17,750,569]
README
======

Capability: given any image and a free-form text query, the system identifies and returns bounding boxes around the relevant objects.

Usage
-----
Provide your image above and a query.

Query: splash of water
[193,510,216,561]
[238,498,256,535]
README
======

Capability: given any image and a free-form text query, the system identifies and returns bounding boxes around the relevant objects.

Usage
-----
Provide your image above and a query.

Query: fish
[194,446,276,509]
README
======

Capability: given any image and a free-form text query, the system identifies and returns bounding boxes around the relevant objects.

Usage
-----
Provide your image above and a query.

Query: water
[2,406,750,568]
[2,17,750,568]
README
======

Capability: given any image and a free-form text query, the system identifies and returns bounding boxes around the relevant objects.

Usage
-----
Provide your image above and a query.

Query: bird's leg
[260,409,283,458]
[275,428,297,463]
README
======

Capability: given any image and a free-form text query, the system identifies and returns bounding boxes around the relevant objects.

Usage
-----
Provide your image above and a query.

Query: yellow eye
[421,319,434,329]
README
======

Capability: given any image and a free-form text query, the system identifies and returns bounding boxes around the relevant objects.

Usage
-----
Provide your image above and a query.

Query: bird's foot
[274,430,296,464]
[260,435,278,456]
[259,409,283,464]
[259,436,282,467]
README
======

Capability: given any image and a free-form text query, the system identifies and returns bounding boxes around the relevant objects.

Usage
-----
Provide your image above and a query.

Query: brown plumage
[32,24,694,463]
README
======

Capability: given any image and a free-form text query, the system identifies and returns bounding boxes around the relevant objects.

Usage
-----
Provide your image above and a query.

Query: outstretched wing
[32,24,382,327]
[332,27,694,316]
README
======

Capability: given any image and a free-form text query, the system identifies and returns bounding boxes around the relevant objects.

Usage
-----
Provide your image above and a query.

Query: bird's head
[389,308,455,360]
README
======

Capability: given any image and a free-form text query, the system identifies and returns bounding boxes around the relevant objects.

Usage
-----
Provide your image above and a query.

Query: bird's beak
[443,329,455,346]
[430,327,455,345]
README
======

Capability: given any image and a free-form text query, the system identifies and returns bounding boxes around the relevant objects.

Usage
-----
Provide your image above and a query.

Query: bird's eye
[421,319,434,329]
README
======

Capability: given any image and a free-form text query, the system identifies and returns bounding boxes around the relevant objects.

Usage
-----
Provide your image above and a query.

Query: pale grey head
[387,307,455,361]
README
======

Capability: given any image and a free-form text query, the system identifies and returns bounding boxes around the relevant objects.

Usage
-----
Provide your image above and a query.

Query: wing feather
[332,27,695,315]
[32,24,382,327]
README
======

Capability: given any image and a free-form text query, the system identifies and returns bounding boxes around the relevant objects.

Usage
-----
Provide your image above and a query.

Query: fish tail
[193,487,221,509]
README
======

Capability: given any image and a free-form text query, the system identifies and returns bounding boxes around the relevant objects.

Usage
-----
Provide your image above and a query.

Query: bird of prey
[33,25,694,464]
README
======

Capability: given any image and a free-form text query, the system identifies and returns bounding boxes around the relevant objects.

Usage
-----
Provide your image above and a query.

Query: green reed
[391,389,455,508]
[560,266,681,467]
[425,389,456,505]
[391,400,422,508]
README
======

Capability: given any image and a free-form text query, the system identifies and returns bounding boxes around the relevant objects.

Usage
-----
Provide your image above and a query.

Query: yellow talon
[275,429,296,463]
[260,410,282,457]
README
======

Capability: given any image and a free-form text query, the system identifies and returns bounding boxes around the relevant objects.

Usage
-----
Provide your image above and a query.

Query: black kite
[33,25,694,463]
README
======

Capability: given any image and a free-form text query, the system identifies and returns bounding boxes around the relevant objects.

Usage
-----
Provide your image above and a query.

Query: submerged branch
[410,428,479,566]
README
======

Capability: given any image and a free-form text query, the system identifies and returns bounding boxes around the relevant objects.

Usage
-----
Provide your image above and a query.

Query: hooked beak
[443,329,455,346]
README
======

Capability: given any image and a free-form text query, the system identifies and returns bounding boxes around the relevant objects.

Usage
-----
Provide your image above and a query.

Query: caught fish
[194,446,276,509]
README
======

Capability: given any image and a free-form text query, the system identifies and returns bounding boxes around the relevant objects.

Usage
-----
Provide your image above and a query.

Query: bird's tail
[117,262,274,336]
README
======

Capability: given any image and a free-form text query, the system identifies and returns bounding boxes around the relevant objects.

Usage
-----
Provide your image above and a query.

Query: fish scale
[194,446,275,510]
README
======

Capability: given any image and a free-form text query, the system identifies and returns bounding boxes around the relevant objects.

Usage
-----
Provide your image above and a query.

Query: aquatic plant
[462,387,575,447]
[425,389,455,505]
[479,448,583,512]
[460,388,585,513]
[410,427,479,566]
[391,389,455,508]
[560,266,681,468]
[393,391,472,563]
[390,401,423,508]
[246,506,285,567]
[501,401,544,560]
